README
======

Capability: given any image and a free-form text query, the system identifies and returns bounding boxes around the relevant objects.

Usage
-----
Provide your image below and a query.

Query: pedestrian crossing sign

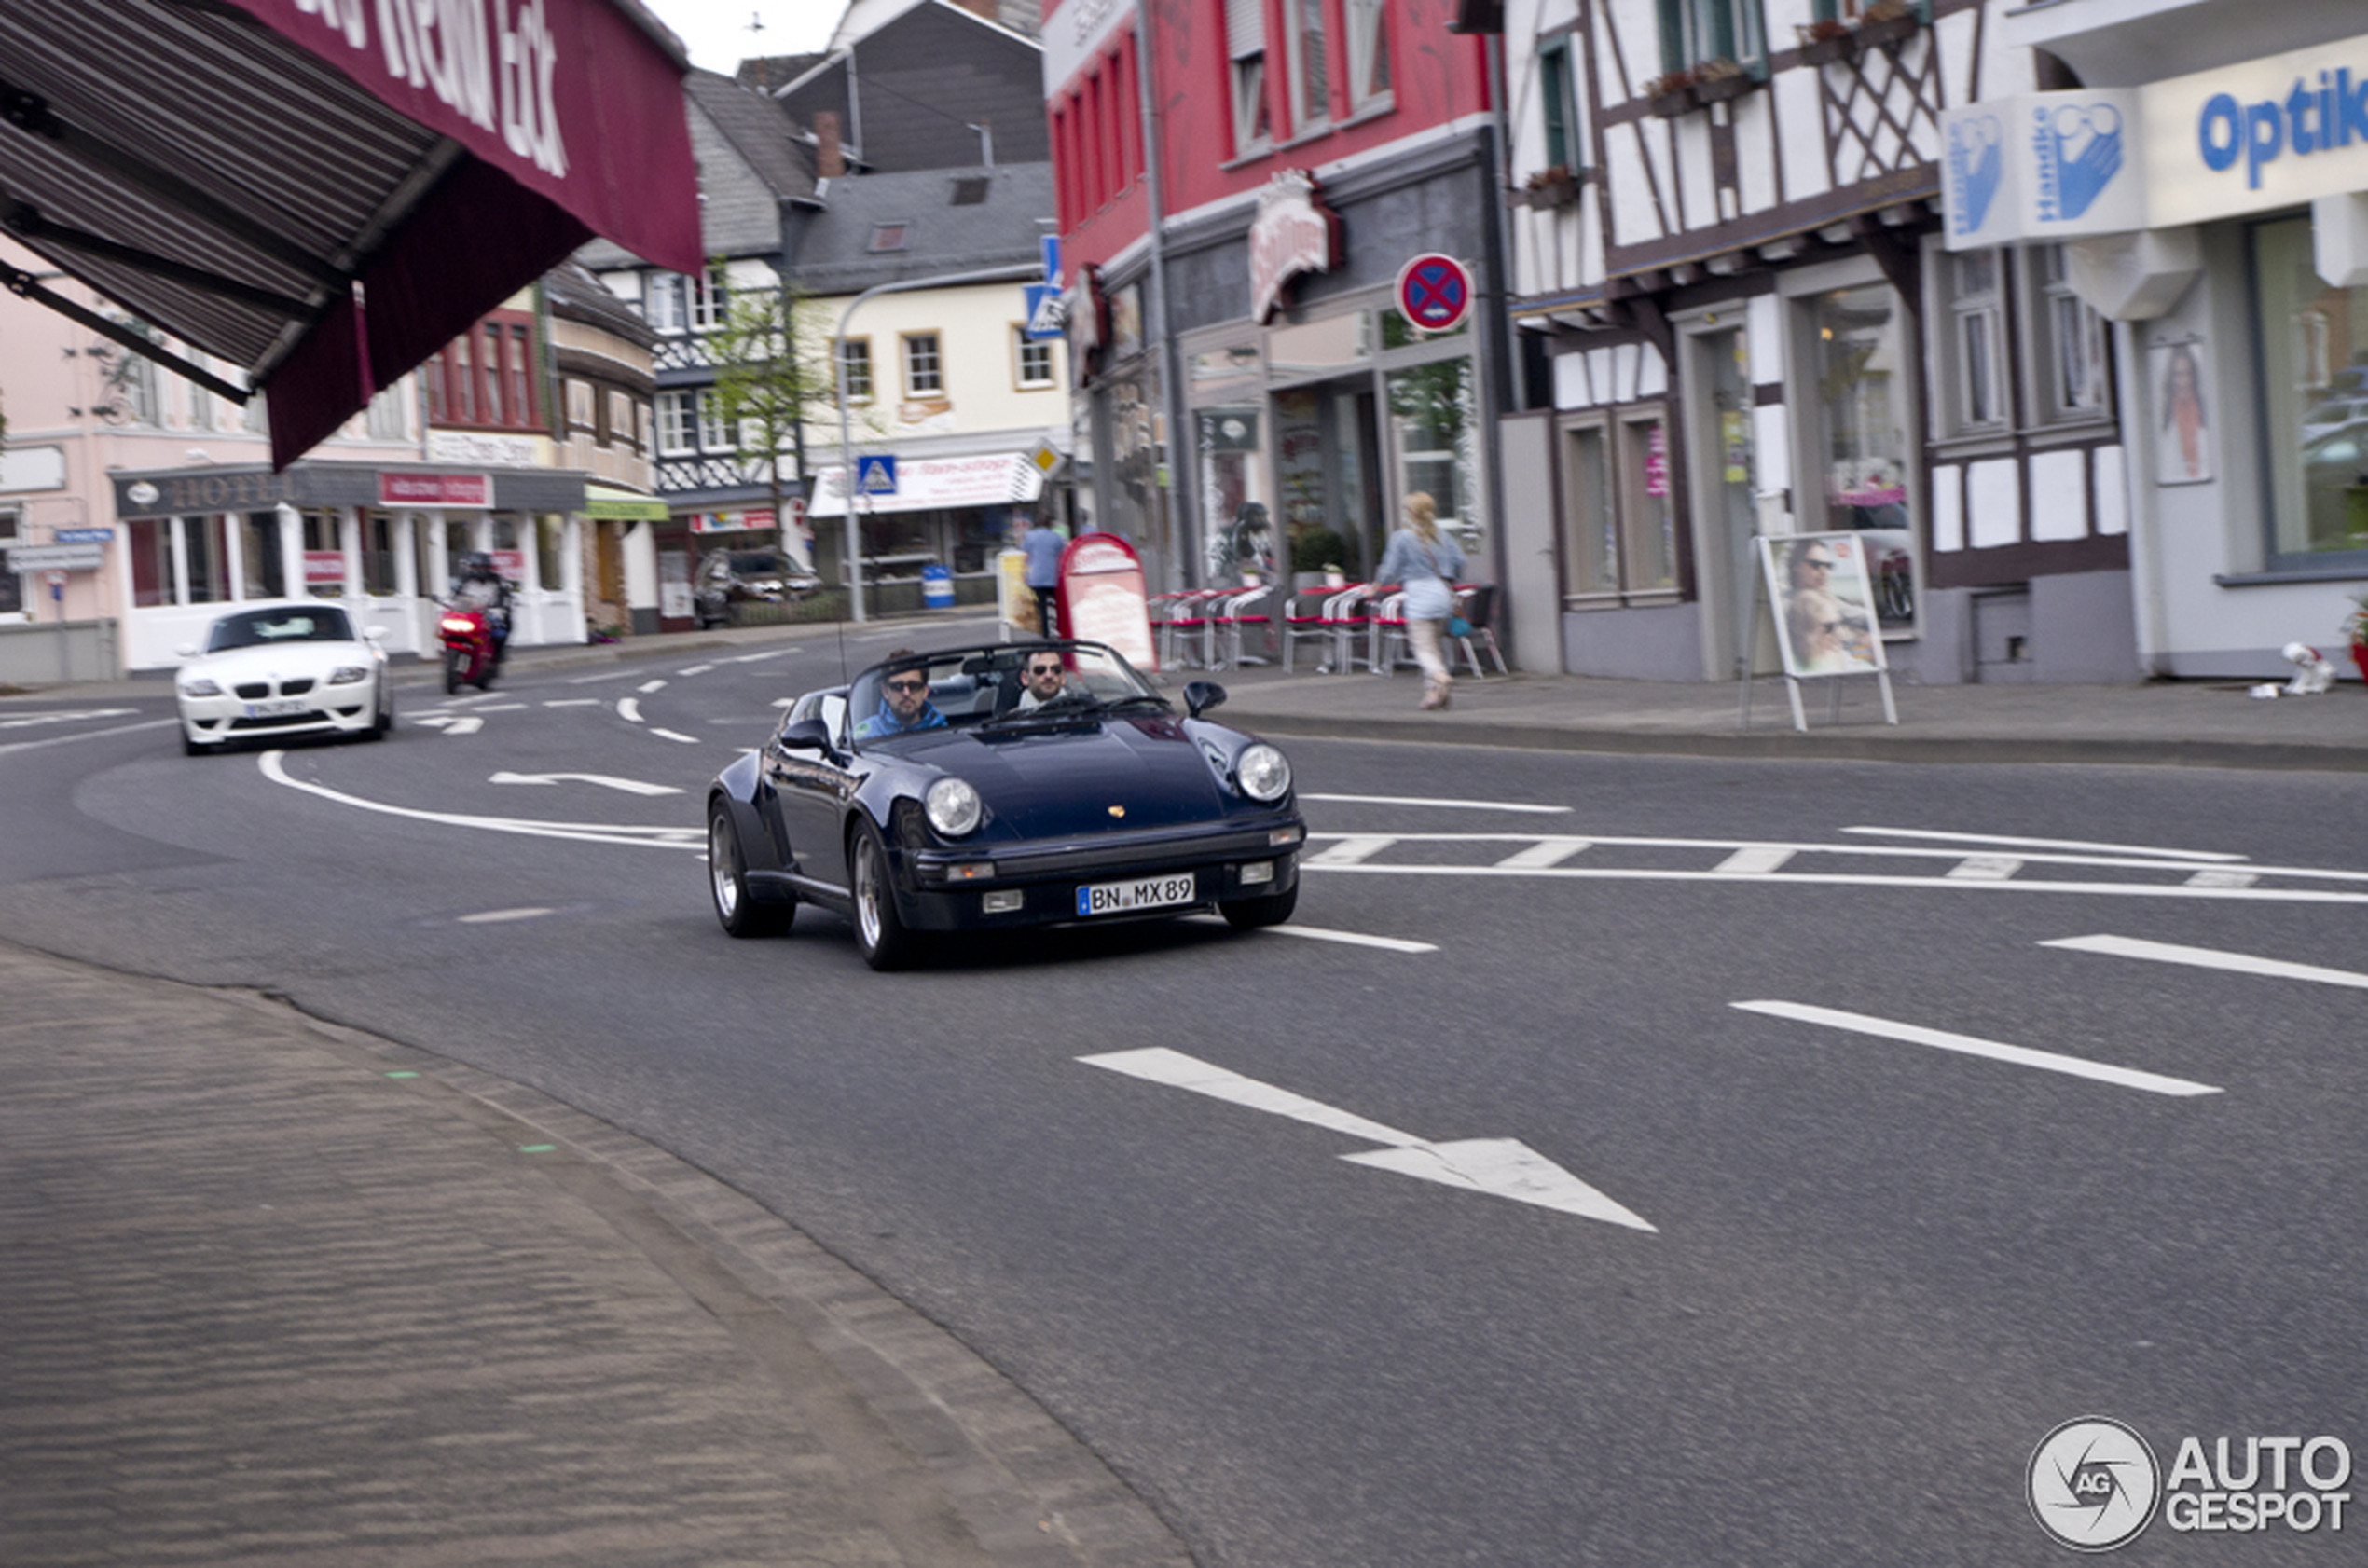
[856,455,898,495]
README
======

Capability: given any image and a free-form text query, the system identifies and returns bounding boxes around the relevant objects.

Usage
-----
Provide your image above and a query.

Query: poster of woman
[2153,341,2211,485]
[1759,533,1885,679]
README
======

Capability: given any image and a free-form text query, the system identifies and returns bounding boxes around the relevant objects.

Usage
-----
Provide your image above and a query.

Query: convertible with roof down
[705,640,1304,969]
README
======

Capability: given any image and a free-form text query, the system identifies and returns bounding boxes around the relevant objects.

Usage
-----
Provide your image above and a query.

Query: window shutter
[1227,0,1265,58]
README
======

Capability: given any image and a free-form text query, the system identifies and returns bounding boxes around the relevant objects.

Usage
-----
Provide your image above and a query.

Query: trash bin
[921,563,956,609]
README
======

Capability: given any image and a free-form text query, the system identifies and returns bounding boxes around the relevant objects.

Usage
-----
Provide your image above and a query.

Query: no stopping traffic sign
[1395,253,1473,335]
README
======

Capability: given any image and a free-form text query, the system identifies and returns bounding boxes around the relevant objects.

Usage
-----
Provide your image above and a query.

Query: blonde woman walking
[1373,491,1466,709]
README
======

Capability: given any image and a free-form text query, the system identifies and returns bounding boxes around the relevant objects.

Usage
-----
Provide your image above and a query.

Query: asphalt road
[6,640,2366,1567]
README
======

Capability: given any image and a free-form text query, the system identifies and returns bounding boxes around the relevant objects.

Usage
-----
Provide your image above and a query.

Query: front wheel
[361,678,392,741]
[442,647,461,695]
[709,802,791,938]
[849,821,920,970]
[1219,882,1298,930]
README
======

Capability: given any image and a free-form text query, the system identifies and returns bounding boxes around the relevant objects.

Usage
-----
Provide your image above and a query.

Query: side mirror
[364,626,387,641]
[1183,681,1226,719]
[174,643,198,660]
[778,718,833,751]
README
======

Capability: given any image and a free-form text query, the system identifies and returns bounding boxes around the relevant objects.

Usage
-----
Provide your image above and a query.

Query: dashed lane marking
[677,664,715,676]
[542,698,602,708]
[1301,791,1572,814]
[1842,826,2246,862]
[1731,1000,2223,1097]
[2041,934,2368,991]
[0,708,134,728]
[637,680,667,694]
[457,907,556,924]
[648,728,703,745]
[0,718,176,757]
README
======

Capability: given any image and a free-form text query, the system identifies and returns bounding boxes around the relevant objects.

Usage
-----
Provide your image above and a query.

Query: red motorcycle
[437,601,502,694]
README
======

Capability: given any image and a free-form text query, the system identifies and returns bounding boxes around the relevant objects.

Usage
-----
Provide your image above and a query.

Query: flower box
[1797,33,1851,65]
[1648,89,1695,119]
[1520,168,1584,209]
[1853,13,1919,49]
[1692,74,1751,105]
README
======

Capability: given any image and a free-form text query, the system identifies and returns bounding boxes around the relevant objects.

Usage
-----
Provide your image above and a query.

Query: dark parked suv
[695,548,823,628]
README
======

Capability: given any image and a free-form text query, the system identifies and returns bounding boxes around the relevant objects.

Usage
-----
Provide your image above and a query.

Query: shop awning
[809,452,1045,517]
[0,0,701,469]
[584,483,670,521]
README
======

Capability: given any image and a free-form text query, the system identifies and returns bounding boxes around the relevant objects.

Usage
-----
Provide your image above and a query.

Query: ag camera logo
[2029,1417,2161,1552]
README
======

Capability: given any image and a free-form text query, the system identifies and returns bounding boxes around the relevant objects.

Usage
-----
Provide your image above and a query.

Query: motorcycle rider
[450,552,513,667]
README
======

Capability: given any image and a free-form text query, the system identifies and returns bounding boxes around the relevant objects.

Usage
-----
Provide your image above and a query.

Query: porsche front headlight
[180,678,222,697]
[924,777,983,837]
[1235,743,1291,802]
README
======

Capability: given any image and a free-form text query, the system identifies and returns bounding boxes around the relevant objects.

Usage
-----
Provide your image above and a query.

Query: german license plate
[244,698,308,717]
[1076,873,1196,916]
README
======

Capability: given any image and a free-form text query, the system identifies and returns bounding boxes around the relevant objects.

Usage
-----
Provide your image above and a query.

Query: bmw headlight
[180,678,222,697]
[327,665,369,684]
[924,777,983,837]
[1235,743,1291,802]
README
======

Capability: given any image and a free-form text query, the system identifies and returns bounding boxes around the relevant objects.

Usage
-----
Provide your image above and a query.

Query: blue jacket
[855,697,947,740]
[1374,528,1465,621]
[1023,525,1067,588]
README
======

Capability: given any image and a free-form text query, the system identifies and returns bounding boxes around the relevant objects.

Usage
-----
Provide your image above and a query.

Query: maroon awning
[0,0,700,466]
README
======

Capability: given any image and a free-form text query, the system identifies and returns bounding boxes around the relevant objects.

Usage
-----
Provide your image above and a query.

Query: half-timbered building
[1496,0,2142,684]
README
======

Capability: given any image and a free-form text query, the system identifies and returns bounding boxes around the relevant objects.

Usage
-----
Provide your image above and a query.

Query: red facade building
[1043,0,1511,591]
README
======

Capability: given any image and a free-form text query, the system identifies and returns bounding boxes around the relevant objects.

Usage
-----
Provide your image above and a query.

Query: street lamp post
[832,262,1036,623]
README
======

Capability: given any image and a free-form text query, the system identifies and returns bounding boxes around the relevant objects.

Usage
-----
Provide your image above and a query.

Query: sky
[639,1,839,76]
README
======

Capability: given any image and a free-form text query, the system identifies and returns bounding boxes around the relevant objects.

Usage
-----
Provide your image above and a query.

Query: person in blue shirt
[1372,491,1466,710]
[1022,513,1067,638]
[855,650,948,739]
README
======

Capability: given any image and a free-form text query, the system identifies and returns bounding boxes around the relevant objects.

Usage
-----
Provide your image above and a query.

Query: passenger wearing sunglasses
[856,649,949,738]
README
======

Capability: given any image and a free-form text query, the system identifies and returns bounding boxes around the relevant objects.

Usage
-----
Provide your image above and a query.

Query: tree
[708,267,835,557]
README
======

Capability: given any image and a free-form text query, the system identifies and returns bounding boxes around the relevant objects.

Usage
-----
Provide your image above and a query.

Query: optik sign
[2147,30,2368,227]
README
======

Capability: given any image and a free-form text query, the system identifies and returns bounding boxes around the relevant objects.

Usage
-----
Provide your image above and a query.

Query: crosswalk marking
[1946,855,2023,880]
[1843,826,2246,862]
[2183,869,2259,888]
[1496,839,1590,870]
[1732,1000,2222,1097]
[1714,846,1795,875]
[1305,835,1394,866]
[2041,934,2368,990]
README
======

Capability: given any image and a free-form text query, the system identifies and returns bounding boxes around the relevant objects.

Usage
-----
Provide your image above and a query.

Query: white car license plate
[1077,873,1196,916]
[243,698,309,717]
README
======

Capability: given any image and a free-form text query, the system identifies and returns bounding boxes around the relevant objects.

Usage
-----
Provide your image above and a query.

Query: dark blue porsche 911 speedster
[705,639,1305,969]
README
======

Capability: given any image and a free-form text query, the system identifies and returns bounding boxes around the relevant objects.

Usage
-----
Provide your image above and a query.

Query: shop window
[1287,0,1329,133]
[1557,410,1676,599]
[364,512,398,596]
[238,511,282,598]
[1810,283,1916,629]
[837,337,874,402]
[1015,326,1055,389]
[1658,0,1764,71]
[300,509,344,598]
[655,390,695,455]
[129,518,170,607]
[0,507,20,615]
[183,515,230,603]
[1224,0,1271,155]
[1946,250,2006,432]
[1387,357,1477,542]
[1345,0,1391,112]
[903,332,943,397]
[2250,213,2368,564]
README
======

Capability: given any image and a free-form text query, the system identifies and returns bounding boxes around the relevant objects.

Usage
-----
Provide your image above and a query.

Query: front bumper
[890,815,1304,931]
[180,684,376,744]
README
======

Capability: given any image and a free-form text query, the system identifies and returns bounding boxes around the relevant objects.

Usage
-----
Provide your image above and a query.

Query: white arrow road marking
[1843,826,2246,862]
[1079,1047,1655,1230]
[1731,1001,2222,1097]
[457,907,555,924]
[0,708,134,728]
[409,714,484,736]
[648,728,703,745]
[259,751,701,851]
[637,679,667,694]
[488,771,683,797]
[1301,792,1572,814]
[2042,934,2368,991]
[616,697,643,722]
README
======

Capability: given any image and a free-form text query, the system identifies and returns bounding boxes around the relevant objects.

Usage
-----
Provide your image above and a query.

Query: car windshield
[206,608,354,652]
[847,641,1164,746]
[731,552,785,575]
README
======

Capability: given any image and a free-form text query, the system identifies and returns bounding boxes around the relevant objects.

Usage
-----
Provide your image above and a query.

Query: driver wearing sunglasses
[856,649,949,739]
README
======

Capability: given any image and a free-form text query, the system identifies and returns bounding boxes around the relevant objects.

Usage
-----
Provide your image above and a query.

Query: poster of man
[1761,533,1885,678]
